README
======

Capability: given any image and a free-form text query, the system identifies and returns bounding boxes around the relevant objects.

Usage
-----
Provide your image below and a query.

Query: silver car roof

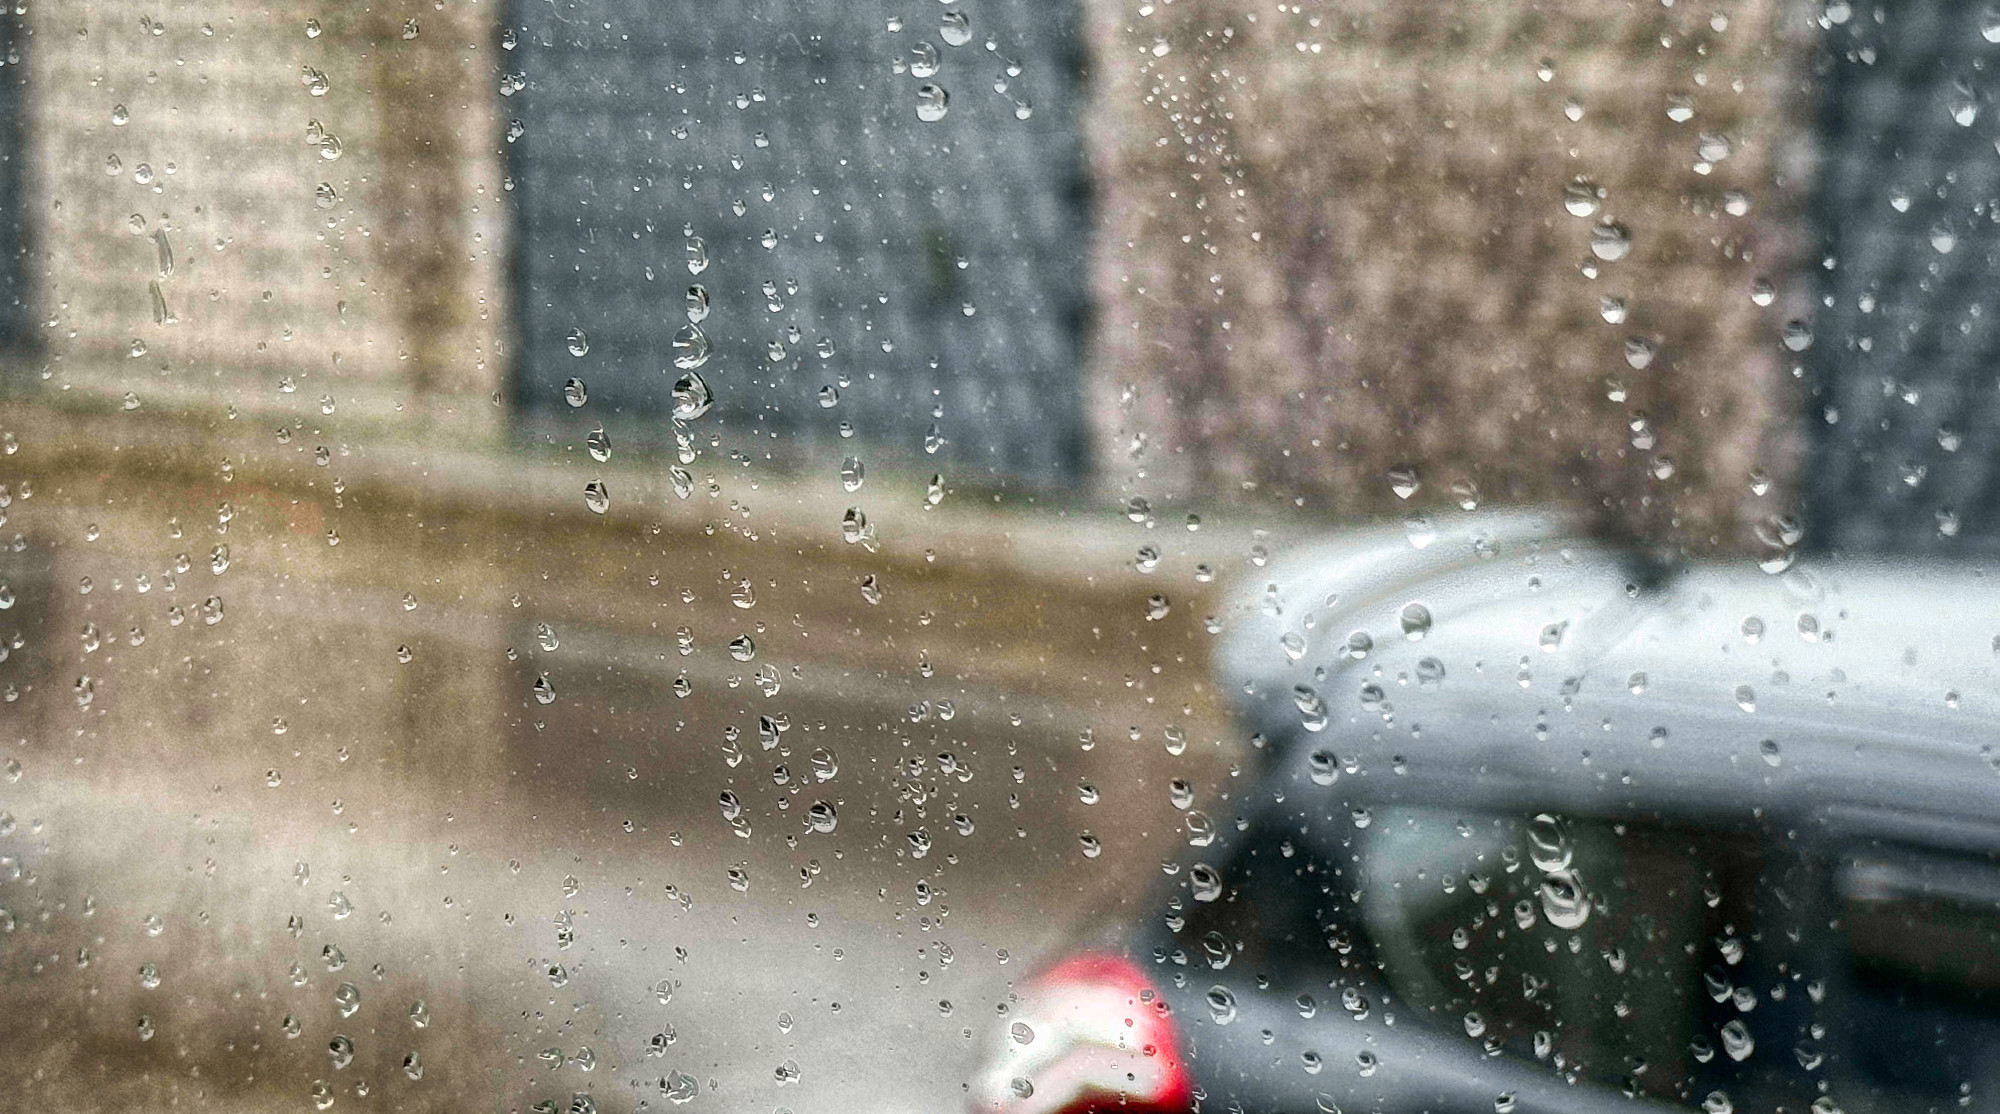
[1216,511,2000,843]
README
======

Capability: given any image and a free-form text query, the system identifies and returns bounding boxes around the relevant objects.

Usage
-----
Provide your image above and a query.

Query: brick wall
[1083,0,1817,554]
[20,0,506,427]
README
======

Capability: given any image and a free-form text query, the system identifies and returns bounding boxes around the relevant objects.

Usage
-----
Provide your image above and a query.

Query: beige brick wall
[1085,0,1817,553]
[22,0,506,428]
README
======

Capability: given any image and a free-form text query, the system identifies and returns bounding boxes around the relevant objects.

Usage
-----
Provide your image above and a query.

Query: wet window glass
[4,1,2000,1113]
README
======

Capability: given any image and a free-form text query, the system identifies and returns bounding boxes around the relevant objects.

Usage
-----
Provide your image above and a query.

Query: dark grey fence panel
[1809,0,2000,552]
[504,0,1088,485]
[0,10,30,356]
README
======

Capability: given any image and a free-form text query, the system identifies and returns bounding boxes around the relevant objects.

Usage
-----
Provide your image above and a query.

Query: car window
[1835,844,2000,1103]
[1360,808,1760,1101]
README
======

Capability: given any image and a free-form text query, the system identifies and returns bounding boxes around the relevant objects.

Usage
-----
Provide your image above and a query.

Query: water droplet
[671,371,713,420]
[1279,630,1307,661]
[910,41,941,77]
[563,378,588,407]
[841,507,872,545]
[566,328,589,357]
[328,1034,354,1069]
[1293,685,1329,732]
[1405,514,1437,549]
[940,10,973,46]
[662,1070,699,1104]
[684,235,709,275]
[1400,603,1432,640]
[1562,178,1603,218]
[1720,1019,1755,1061]
[1528,813,1573,872]
[1386,463,1421,499]
[1625,337,1656,369]
[1416,657,1447,687]
[111,104,130,126]
[1796,612,1822,642]
[1189,861,1223,901]
[586,427,610,463]
[840,457,865,492]
[671,323,711,369]
[1539,870,1590,928]
[1539,620,1568,651]
[1206,985,1239,1024]
[533,674,557,704]
[1590,221,1632,261]
[916,83,950,122]
[1950,83,1980,127]
[1307,749,1339,786]
[583,481,610,514]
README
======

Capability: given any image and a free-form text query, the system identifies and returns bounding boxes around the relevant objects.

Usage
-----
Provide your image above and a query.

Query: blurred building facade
[1083,0,1821,552]
[18,0,1983,556]
[10,1,507,429]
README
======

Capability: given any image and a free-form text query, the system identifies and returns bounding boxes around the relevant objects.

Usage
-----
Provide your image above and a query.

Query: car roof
[1216,511,2000,844]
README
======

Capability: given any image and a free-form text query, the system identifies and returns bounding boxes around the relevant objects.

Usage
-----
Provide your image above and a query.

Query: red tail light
[967,953,1193,1114]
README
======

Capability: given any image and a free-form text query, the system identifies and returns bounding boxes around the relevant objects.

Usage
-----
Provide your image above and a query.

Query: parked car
[970,512,2000,1113]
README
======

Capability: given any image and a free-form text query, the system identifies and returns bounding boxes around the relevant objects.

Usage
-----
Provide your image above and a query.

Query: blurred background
[0,0,1986,1110]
